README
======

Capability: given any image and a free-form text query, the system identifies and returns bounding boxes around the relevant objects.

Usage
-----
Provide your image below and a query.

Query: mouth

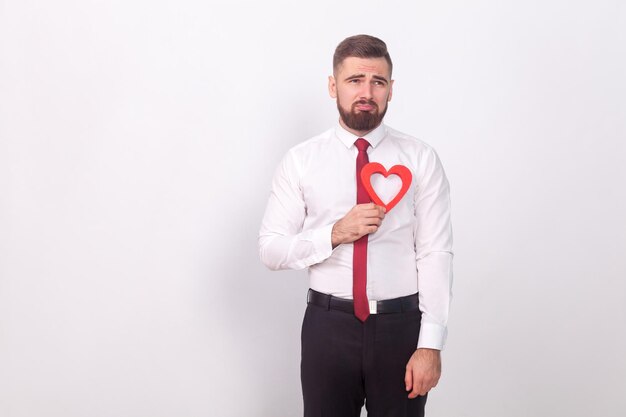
[353,100,377,112]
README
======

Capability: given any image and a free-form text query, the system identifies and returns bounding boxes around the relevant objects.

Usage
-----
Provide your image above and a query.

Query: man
[259,34,453,417]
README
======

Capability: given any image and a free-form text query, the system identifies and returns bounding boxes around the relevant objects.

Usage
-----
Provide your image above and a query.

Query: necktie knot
[355,138,370,153]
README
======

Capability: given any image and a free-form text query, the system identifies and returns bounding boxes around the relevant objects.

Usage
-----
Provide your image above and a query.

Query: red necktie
[353,138,371,322]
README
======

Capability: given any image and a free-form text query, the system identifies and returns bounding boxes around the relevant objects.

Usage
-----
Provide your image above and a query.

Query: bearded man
[259,34,454,417]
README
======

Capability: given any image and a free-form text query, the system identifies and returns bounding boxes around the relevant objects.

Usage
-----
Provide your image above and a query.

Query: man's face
[328,56,394,134]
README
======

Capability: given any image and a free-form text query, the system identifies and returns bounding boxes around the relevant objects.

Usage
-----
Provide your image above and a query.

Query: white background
[1,1,625,416]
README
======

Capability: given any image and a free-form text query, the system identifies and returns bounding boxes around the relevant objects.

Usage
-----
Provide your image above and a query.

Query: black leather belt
[307,289,419,315]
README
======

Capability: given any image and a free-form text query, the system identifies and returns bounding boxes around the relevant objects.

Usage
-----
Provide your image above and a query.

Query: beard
[337,97,388,132]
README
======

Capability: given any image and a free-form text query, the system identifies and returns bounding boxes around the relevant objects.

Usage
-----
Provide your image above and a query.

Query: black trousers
[301,296,427,417]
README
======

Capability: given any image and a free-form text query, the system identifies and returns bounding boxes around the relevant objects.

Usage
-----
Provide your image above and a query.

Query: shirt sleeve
[258,150,335,270]
[413,147,454,350]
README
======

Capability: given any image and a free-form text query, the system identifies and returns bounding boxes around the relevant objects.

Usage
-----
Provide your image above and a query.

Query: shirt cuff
[308,223,334,263]
[417,322,447,350]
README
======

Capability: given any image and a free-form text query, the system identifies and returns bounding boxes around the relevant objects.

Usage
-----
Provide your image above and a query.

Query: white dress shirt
[259,122,453,350]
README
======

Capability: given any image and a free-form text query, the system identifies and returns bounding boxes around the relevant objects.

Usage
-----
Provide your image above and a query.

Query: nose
[359,81,374,100]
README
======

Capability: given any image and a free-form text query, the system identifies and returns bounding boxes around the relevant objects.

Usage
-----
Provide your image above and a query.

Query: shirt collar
[334,121,387,149]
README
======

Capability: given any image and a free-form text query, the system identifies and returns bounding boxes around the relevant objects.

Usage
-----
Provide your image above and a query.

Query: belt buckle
[369,299,377,314]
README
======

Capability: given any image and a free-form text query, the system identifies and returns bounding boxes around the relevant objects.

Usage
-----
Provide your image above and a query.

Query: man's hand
[331,203,385,248]
[405,348,441,399]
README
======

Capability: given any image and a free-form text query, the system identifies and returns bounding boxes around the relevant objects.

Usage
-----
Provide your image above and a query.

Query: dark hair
[333,34,393,76]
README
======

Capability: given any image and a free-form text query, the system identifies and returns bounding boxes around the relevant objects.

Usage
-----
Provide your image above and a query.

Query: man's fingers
[357,204,386,216]
[406,366,422,398]
[407,369,438,398]
[413,376,439,398]
[354,225,378,236]
[408,375,423,398]
[361,208,385,219]
[404,367,412,392]
[367,218,382,227]
[363,202,379,210]
[365,225,378,234]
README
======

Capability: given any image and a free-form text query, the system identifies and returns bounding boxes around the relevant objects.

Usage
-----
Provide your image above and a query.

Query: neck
[338,118,381,137]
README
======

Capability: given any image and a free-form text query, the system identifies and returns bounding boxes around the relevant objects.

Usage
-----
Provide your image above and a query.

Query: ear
[387,79,394,102]
[328,75,337,98]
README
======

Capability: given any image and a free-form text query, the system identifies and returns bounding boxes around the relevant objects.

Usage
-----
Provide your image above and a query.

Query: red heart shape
[360,162,412,212]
